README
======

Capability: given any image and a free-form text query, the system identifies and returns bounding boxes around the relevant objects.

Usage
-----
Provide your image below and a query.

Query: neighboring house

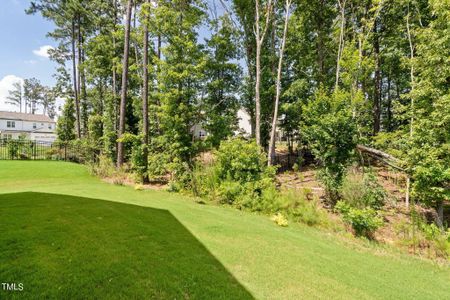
[191,108,253,140]
[191,124,208,140]
[0,111,57,143]
[235,108,252,137]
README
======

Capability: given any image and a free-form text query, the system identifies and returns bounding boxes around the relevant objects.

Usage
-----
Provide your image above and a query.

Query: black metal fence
[0,139,86,162]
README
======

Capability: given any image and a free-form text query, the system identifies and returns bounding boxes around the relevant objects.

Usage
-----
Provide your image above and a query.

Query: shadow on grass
[0,192,253,299]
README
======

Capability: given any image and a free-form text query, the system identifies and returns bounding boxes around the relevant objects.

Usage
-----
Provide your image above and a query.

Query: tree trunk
[254,0,272,146]
[112,0,118,139]
[142,0,150,183]
[80,32,88,136]
[268,0,291,165]
[406,6,415,138]
[71,18,81,139]
[436,201,444,229]
[387,73,392,131]
[316,0,325,85]
[255,11,262,147]
[373,18,381,135]
[335,0,346,90]
[77,16,83,133]
[117,0,133,167]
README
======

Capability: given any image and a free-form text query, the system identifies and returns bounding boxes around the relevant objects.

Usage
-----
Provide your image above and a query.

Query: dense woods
[26,0,448,237]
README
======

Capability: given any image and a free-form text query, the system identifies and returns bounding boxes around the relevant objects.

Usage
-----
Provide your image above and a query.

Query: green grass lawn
[0,161,449,299]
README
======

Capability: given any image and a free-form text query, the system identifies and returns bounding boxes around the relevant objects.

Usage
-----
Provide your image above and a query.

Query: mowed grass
[0,161,449,299]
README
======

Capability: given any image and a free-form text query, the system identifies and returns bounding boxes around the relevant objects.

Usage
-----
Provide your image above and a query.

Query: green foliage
[6,139,20,159]
[278,189,329,227]
[335,201,383,238]
[395,209,450,259]
[341,171,386,210]
[405,0,450,218]
[217,180,243,204]
[88,115,103,149]
[303,89,357,201]
[147,152,171,181]
[117,133,147,179]
[70,139,98,163]
[56,98,76,142]
[88,154,115,178]
[203,15,241,148]
[189,139,329,227]
[215,138,274,183]
[152,0,207,166]
[271,213,289,227]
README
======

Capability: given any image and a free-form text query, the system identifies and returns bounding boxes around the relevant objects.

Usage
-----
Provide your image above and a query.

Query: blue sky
[0,0,56,84]
[0,0,57,112]
[0,0,230,113]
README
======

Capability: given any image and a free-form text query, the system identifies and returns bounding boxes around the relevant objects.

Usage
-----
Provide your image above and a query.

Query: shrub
[188,139,331,229]
[45,148,61,160]
[70,139,99,163]
[395,213,449,259]
[302,89,358,202]
[147,152,170,181]
[335,201,383,238]
[271,213,289,227]
[217,180,242,204]
[341,171,386,209]
[134,184,144,191]
[7,139,19,159]
[89,155,115,178]
[215,138,274,183]
[279,189,328,227]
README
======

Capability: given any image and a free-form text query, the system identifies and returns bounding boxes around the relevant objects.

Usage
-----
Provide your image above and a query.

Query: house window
[7,121,15,128]
[199,131,206,138]
[48,124,52,129]
[33,123,37,129]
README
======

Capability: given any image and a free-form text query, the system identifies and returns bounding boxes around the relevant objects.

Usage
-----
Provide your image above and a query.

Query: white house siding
[30,132,57,143]
[0,112,56,143]
[235,109,252,137]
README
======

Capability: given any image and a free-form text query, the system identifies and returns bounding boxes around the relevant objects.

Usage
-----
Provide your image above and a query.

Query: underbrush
[335,169,386,238]
[395,209,450,259]
[88,155,130,186]
[189,138,332,228]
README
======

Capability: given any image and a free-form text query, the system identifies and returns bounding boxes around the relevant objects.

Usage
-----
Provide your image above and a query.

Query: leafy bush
[279,189,329,227]
[217,180,242,204]
[147,152,171,181]
[215,138,275,183]
[70,139,99,163]
[7,139,19,159]
[192,138,276,206]
[89,155,115,178]
[188,139,331,228]
[395,213,450,259]
[302,89,358,202]
[271,213,289,227]
[341,171,386,209]
[335,201,383,238]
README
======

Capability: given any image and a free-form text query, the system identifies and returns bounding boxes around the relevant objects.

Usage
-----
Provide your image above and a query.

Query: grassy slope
[0,161,449,299]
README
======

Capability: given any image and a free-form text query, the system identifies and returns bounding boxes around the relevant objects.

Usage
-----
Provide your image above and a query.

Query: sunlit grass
[0,161,449,299]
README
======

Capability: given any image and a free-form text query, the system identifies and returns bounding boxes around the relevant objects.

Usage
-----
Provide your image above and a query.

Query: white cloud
[24,59,37,65]
[0,75,24,112]
[33,45,54,58]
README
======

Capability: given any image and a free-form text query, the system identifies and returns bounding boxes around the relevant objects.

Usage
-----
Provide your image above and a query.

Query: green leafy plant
[341,171,386,210]
[335,201,383,238]
[302,89,358,202]
[271,213,289,227]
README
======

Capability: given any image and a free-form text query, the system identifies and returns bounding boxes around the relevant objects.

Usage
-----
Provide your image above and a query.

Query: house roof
[0,111,55,123]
